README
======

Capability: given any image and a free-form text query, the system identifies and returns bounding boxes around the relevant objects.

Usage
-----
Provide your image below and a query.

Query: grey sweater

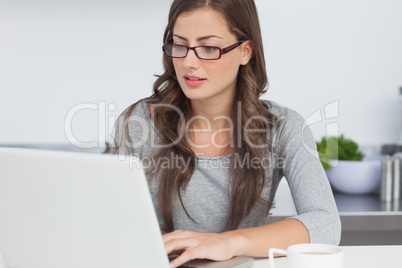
[116,98,341,245]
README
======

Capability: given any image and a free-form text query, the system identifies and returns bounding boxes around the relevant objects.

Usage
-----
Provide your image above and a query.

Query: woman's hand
[163,230,242,268]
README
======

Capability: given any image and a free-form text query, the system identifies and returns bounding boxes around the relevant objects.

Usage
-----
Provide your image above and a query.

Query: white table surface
[252,245,402,268]
[1,245,400,268]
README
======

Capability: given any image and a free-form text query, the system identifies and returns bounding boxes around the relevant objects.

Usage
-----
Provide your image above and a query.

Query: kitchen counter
[333,193,402,233]
[271,180,402,245]
[271,180,402,228]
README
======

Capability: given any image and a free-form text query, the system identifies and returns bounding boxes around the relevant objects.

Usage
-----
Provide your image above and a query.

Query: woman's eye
[172,45,188,54]
[204,46,218,52]
[174,44,186,50]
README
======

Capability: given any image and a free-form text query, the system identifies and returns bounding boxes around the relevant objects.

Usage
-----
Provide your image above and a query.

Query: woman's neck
[187,95,236,157]
[189,95,235,131]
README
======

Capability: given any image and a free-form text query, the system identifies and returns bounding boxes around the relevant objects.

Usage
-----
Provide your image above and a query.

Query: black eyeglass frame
[162,40,247,60]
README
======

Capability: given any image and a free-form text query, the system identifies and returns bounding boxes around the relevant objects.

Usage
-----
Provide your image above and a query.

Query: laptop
[0,148,253,268]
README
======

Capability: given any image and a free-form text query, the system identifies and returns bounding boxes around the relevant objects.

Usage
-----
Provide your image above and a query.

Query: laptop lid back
[0,148,169,268]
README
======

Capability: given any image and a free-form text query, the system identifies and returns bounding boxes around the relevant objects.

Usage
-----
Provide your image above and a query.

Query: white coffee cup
[269,243,344,268]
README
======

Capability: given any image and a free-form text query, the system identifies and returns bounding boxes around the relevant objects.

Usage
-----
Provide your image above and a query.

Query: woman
[113,0,341,267]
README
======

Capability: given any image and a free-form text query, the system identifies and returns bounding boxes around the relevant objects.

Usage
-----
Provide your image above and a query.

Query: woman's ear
[240,40,253,65]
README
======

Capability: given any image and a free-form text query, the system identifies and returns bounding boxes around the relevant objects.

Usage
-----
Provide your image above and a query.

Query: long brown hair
[114,0,279,232]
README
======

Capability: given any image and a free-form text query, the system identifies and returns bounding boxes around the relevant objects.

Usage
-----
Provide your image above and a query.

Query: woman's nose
[182,49,200,69]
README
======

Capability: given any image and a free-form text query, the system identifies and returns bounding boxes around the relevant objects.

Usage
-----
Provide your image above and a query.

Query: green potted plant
[316,134,365,170]
[316,134,381,195]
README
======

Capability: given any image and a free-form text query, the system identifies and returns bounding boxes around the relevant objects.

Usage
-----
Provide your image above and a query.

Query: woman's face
[172,8,252,104]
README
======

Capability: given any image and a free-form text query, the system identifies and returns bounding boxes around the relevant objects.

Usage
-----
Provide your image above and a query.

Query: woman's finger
[169,247,201,268]
[164,237,198,255]
[162,230,191,243]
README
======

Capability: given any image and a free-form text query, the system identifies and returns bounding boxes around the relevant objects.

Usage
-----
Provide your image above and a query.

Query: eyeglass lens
[165,44,221,60]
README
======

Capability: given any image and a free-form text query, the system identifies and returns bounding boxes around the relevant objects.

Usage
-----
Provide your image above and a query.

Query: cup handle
[269,248,288,268]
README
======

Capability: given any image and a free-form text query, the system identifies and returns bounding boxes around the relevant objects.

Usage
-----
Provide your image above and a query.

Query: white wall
[258,0,402,147]
[1,0,401,148]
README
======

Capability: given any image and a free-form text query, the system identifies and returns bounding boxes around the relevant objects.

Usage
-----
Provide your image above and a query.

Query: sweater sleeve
[277,108,341,245]
[112,99,151,158]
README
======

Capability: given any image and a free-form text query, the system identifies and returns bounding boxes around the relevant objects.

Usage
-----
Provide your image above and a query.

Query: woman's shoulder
[261,99,318,152]
[120,97,152,118]
[116,97,154,139]
[260,99,304,124]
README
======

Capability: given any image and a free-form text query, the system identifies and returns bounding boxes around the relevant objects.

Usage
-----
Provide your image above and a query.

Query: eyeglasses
[162,40,246,60]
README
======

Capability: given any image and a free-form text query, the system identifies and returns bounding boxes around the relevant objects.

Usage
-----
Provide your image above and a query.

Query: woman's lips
[184,76,206,87]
